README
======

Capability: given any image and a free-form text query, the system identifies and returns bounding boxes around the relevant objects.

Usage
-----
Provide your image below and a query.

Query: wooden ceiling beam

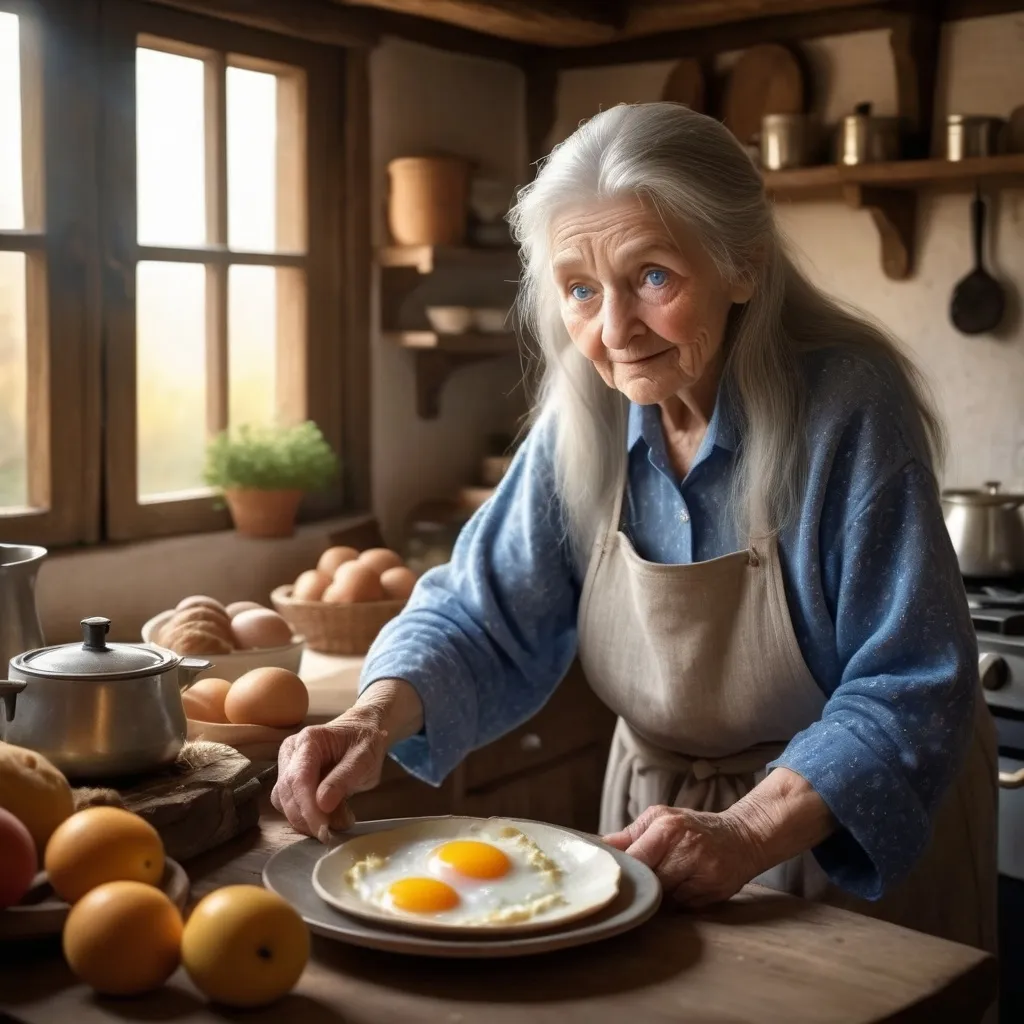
[143,0,381,48]
[335,0,624,45]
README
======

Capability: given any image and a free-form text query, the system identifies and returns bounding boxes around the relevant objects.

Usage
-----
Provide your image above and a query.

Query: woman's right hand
[271,706,390,841]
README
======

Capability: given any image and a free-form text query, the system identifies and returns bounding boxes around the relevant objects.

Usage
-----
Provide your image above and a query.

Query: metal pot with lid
[0,616,209,779]
[941,481,1024,578]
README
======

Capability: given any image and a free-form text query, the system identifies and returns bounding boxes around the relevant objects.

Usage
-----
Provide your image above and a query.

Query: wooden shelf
[384,331,520,419]
[384,330,518,354]
[378,244,519,275]
[765,154,1024,198]
[764,154,1024,280]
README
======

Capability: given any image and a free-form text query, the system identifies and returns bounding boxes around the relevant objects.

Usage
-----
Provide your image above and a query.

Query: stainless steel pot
[0,616,209,779]
[942,482,1024,578]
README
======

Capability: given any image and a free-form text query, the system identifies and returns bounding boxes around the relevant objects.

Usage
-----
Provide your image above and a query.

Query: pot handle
[178,657,212,693]
[0,680,27,722]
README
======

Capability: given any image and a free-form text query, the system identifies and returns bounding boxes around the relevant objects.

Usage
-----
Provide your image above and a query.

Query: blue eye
[570,284,594,301]
[644,269,668,287]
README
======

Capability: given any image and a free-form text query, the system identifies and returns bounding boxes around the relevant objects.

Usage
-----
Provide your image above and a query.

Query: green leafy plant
[203,422,339,493]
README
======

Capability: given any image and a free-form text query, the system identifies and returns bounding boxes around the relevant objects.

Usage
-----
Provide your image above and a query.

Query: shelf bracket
[414,350,493,420]
[842,184,916,281]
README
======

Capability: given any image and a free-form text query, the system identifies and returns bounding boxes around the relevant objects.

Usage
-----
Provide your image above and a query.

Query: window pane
[0,13,23,231]
[228,265,276,427]
[137,48,205,246]
[0,252,27,508]
[227,67,276,252]
[136,262,207,500]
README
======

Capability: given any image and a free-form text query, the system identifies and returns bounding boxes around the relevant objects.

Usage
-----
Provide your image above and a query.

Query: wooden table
[0,811,998,1024]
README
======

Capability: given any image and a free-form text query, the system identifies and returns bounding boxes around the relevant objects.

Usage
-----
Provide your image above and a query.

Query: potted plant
[203,422,339,539]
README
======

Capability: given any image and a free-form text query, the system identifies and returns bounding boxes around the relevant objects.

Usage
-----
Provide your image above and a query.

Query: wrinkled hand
[603,804,763,907]
[271,707,389,842]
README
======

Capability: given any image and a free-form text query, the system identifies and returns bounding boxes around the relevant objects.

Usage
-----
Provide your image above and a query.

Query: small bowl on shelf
[426,306,474,334]
[472,308,511,334]
[141,611,305,683]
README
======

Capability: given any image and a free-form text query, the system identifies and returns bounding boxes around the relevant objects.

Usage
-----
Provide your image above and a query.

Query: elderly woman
[273,103,996,950]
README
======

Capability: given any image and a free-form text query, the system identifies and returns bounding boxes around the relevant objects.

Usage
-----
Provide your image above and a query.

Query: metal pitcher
[0,544,46,673]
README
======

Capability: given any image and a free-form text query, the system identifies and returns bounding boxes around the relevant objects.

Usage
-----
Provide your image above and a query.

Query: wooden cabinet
[348,661,616,831]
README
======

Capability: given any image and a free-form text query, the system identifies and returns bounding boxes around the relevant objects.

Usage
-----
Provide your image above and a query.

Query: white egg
[343,823,567,924]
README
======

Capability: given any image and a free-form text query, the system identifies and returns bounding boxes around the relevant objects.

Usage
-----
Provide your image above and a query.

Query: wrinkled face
[549,197,751,405]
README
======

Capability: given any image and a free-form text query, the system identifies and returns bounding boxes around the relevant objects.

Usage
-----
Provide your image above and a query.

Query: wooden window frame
[0,0,101,546]
[100,0,349,541]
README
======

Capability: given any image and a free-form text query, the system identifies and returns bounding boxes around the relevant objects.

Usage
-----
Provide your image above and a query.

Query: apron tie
[601,718,788,833]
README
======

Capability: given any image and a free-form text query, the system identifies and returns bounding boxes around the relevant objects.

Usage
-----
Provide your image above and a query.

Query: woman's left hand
[603,804,763,907]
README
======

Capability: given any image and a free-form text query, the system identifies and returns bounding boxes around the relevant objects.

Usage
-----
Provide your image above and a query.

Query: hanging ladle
[950,184,1005,335]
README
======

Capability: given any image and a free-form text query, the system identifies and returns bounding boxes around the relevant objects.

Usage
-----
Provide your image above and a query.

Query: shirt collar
[626,385,737,457]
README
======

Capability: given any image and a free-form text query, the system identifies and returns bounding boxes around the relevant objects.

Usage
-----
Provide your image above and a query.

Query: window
[0,0,366,546]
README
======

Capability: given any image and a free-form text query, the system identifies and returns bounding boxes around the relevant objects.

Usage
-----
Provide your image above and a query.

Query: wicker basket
[270,585,405,656]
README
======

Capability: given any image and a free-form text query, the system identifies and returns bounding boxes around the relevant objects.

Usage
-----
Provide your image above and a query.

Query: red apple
[0,805,38,908]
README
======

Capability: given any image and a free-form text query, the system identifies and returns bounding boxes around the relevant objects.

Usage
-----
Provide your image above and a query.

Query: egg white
[343,823,568,925]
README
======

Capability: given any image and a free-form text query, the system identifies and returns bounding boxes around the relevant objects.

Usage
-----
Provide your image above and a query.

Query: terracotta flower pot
[224,488,304,539]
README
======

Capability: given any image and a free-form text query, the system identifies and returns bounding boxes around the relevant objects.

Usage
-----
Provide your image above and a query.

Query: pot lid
[14,617,179,679]
[943,481,1024,507]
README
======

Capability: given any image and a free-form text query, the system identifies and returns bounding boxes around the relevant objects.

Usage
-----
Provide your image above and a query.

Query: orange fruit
[45,806,164,903]
[181,885,309,1008]
[63,880,182,996]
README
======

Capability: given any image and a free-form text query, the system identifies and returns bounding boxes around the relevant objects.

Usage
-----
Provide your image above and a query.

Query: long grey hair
[508,102,944,559]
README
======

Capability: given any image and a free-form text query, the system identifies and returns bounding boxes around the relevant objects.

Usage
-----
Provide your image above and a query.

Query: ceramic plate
[311,816,621,936]
[264,816,661,958]
[0,858,189,942]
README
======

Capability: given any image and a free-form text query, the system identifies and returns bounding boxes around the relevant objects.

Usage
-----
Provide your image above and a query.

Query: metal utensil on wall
[950,185,1005,335]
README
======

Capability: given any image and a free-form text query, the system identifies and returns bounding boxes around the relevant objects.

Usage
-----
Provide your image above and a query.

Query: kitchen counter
[298,648,364,721]
[0,811,997,1024]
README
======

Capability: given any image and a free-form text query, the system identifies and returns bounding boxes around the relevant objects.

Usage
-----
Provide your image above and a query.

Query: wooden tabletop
[0,811,997,1024]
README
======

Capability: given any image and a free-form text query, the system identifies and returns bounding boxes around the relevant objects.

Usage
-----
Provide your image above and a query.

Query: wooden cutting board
[661,58,706,112]
[72,741,277,863]
[722,43,805,146]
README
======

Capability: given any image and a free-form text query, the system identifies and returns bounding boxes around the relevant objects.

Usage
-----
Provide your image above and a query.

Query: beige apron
[577,456,999,954]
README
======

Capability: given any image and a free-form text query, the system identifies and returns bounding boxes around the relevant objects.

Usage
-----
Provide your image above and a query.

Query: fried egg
[343,824,566,924]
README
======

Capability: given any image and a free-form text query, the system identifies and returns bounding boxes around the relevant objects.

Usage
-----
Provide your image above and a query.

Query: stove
[968,581,1024,1023]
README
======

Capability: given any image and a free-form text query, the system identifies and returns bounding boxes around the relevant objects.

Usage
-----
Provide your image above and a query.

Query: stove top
[967,582,1024,638]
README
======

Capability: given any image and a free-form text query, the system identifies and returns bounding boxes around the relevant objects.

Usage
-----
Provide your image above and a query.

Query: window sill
[36,512,378,645]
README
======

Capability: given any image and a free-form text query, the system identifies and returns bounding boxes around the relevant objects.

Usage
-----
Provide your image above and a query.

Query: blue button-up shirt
[361,348,978,900]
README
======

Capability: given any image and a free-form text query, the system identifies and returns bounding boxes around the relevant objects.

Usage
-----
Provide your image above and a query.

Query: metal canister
[944,115,1005,161]
[760,114,818,171]
[836,105,901,165]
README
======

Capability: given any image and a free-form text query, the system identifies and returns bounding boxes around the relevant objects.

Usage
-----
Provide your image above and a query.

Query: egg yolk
[386,877,460,914]
[434,840,511,880]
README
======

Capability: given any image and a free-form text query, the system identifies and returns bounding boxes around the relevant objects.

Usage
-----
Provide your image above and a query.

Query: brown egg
[317,546,359,577]
[181,678,232,724]
[324,562,384,604]
[224,668,309,728]
[230,609,293,650]
[292,570,331,602]
[356,548,404,575]
[176,595,226,615]
[380,566,417,601]
[225,601,264,619]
